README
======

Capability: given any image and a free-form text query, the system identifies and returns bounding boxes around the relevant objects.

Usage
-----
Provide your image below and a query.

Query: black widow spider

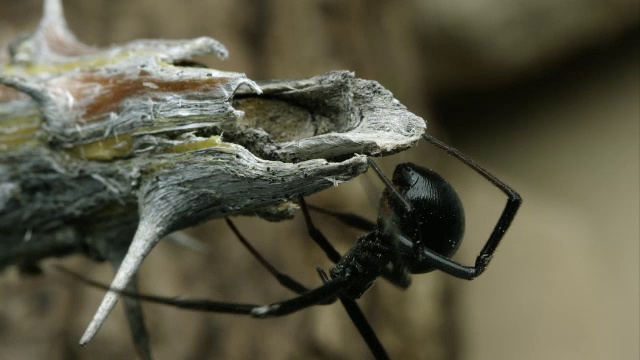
[63,133,521,359]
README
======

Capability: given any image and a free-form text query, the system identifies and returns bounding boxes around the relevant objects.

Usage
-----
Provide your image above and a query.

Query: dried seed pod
[0,0,426,351]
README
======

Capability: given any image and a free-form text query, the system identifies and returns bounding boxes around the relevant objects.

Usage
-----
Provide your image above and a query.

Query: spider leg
[306,204,376,232]
[366,158,423,255]
[367,158,413,213]
[317,269,390,360]
[298,197,342,263]
[225,218,308,294]
[55,265,259,313]
[249,275,352,317]
[299,196,390,360]
[55,264,349,316]
[403,134,522,279]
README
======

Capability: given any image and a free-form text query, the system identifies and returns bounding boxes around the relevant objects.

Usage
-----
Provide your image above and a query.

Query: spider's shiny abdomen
[379,163,465,273]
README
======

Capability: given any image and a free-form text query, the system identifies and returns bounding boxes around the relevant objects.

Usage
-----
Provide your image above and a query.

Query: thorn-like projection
[12,0,93,64]
[81,219,162,345]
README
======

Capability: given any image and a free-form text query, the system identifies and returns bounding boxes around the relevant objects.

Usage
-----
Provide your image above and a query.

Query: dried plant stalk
[0,0,426,355]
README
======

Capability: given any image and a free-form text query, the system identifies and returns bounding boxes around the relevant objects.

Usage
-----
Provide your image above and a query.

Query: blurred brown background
[1,1,638,359]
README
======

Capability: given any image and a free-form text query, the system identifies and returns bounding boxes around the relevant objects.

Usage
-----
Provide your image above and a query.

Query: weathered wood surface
[0,0,427,358]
